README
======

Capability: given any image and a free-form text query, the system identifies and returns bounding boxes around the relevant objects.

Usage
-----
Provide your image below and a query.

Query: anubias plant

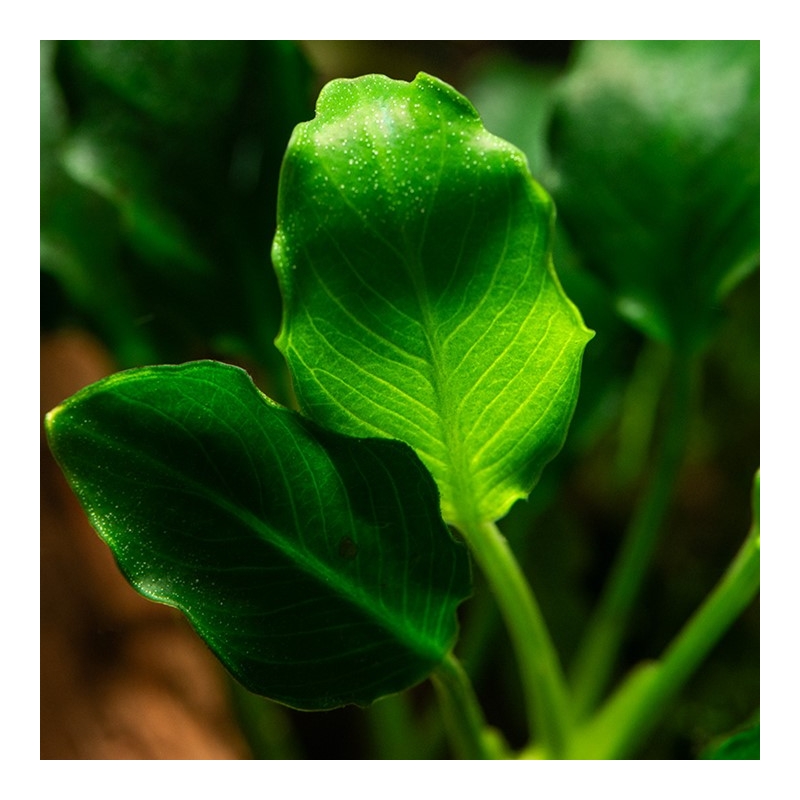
[45,54,759,760]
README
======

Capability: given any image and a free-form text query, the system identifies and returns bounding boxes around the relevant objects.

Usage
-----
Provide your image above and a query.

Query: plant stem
[585,521,760,759]
[462,518,572,758]
[615,340,671,488]
[431,652,497,759]
[570,350,697,718]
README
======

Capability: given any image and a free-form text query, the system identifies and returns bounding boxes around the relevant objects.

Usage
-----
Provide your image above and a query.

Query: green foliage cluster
[41,40,310,376]
[41,40,759,760]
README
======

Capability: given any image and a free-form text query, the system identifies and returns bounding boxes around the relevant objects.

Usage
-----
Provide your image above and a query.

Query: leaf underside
[273,72,593,526]
[45,361,471,710]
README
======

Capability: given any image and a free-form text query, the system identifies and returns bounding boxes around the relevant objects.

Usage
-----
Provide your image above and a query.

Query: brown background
[41,330,251,759]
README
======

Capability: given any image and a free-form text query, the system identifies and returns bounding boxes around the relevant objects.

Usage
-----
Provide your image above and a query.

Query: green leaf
[703,723,760,760]
[547,41,759,353]
[273,73,593,526]
[41,41,157,360]
[45,360,471,710]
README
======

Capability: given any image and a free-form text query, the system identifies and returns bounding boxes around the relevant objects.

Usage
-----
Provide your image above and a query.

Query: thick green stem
[581,520,760,759]
[570,350,697,717]
[460,518,572,757]
[431,652,497,759]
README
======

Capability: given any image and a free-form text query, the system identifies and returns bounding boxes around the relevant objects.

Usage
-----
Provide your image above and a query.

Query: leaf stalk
[431,652,498,759]
[460,518,572,757]
[576,513,759,759]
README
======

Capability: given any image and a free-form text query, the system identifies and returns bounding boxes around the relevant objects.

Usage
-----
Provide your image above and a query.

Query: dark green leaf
[46,41,312,372]
[273,73,593,526]
[548,41,759,352]
[40,41,68,197]
[45,361,471,710]
[41,41,157,360]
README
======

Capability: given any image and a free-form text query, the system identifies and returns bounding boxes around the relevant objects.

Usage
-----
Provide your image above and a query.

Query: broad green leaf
[273,73,593,526]
[703,723,760,760]
[45,360,471,710]
[547,40,759,353]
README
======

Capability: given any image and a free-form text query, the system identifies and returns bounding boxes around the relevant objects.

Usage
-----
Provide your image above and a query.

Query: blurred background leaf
[41,40,313,396]
[546,40,759,353]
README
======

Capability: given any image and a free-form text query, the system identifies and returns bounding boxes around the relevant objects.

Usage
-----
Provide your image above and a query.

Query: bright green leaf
[273,73,593,526]
[45,360,471,710]
[548,41,759,353]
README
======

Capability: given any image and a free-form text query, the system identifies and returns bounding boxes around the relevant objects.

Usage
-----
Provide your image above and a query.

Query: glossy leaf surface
[45,361,471,710]
[548,41,759,352]
[273,73,592,526]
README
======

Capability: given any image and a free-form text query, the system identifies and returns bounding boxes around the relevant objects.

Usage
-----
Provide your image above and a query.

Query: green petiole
[460,518,572,758]
[570,472,760,759]
[431,652,499,759]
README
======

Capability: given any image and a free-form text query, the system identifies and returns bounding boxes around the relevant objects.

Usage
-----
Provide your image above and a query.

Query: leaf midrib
[402,249,477,527]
